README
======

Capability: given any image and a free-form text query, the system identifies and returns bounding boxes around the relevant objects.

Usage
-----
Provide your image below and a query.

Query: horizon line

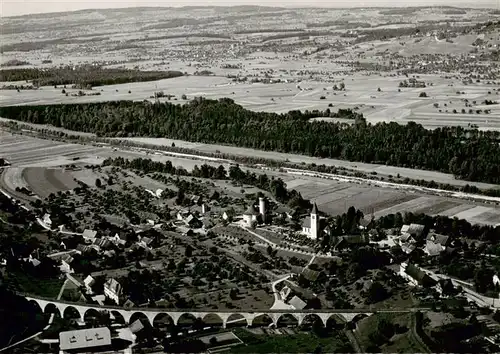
[3,3,497,19]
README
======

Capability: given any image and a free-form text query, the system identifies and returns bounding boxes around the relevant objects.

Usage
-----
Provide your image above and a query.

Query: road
[422,268,500,308]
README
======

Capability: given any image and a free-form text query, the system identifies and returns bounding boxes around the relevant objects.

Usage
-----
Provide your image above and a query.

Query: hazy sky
[2,0,498,17]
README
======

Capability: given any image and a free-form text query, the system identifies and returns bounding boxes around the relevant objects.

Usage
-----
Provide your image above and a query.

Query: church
[302,203,322,240]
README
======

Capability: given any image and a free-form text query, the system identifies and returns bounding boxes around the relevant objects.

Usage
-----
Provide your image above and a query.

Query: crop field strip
[2,132,500,225]
[412,200,461,215]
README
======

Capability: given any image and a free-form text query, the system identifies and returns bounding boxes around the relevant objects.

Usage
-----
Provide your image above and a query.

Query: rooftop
[244,205,260,216]
[59,327,111,351]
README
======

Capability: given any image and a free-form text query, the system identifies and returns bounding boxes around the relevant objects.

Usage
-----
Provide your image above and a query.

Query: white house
[84,275,95,293]
[302,203,319,240]
[243,205,260,227]
[104,278,122,305]
[42,214,52,227]
[82,229,97,242]
[280,286,292,301]
[493,275,500,287]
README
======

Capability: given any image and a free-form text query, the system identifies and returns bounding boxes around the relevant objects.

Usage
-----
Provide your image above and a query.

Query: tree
[209,336,218,346]
[229,288,238,300]
[365,281,389,304]
[95,178,102,188]
[419,92,428,97]
[185,245,193,257]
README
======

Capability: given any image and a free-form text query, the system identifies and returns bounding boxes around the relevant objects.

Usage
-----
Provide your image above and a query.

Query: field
[2,74,499,132]
[1,130,499,226]
[356,312,428,353]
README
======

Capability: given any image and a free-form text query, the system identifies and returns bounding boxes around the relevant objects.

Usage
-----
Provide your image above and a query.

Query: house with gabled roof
[399,262,436,287]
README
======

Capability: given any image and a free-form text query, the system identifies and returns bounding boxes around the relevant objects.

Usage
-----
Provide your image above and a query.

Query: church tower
[311,203,319,240]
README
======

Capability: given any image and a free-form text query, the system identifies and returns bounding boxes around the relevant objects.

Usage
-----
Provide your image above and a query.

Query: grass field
[2,271,64,299]
[356,312,428,353]
[230,328,353,353]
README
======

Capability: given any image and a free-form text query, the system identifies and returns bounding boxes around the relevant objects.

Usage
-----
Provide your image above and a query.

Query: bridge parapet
[24,294,425,328]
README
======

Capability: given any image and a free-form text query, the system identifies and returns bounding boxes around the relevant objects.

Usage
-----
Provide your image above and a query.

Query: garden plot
[412,200,461,215]
[372,196,437,220]
[452,206,499,224]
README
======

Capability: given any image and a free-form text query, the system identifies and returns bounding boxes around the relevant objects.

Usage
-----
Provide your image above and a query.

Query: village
[2,156,500,353]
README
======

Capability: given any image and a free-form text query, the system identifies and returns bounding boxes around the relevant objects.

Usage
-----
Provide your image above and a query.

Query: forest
[0,66,183,87]
[0,98,499,184]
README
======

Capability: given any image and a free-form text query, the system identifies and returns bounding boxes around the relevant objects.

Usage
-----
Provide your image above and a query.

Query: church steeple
[310,203,319,240]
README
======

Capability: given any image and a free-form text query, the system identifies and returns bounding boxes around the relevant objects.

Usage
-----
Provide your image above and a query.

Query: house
[201,203,210,215]
[59,327,111,352]
[84,275,95,293]
[222,211,231,221]
[424,240,445,256]
[123,299,136,309]
[191,195,202,205]
[202,217,214,230]
[288,295,307,310]
[59,254,74,274]
[401,243,417,254]
[302,203,320,239]
[185,214,202,229]
[399,262,436,287]
[494,275,500,287]
[103,250,116,258]
[176,210,190,222]
[42,214,52,227]
[274,206,293,220]
[400,224,425,239]
[93,238,111,250]
[333,234,369,251]
[243,205,260,227]
[129,319,145,334]
[23,254,41,267]
[399,233,416,244]
[426,233,450,247]
[82,229,97,242]
[104,278,122,305]
[280,286,292,301]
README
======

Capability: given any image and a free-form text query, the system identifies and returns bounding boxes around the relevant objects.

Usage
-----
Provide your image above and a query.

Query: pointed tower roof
[311,203,319,215]
[244,205,260,216]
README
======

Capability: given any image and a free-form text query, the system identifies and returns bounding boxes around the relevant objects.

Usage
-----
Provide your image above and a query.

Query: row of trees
[102,157,310,208]
[1,98,499,183]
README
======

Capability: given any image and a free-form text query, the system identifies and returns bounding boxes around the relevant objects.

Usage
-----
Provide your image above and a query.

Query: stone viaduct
[25,295,426,329]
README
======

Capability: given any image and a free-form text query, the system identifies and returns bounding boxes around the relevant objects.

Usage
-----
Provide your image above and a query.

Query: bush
[419,92,428,97]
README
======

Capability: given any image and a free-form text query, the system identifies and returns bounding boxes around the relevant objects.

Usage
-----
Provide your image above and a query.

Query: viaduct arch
[25,296,382,329]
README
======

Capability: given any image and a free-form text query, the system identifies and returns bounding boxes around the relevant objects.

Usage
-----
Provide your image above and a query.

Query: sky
[1,0,498,17]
